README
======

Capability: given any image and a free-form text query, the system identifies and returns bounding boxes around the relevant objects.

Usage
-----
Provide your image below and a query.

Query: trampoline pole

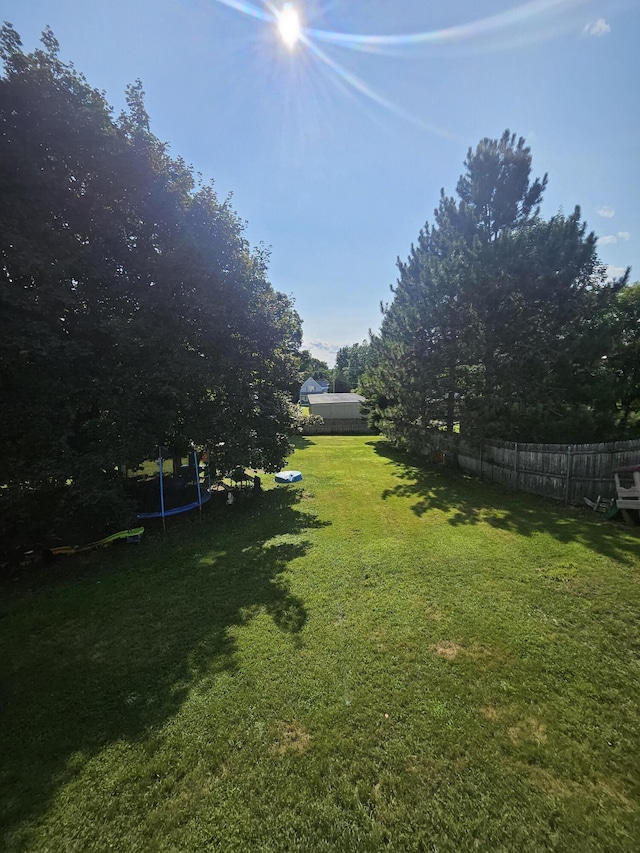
[159,449,166,532]
[194,447,203,516]
[207,447,212,493]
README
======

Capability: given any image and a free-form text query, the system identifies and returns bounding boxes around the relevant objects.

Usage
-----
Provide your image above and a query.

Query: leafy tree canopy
[297,350,331,382]
[334,341,372,392]
[0,24,302,550]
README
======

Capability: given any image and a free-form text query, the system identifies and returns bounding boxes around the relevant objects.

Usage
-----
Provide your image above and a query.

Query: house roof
[308,393,365,405]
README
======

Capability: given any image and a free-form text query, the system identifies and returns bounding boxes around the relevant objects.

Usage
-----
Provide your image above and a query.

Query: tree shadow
[0,487,328,845]
[291,435,316,450]
[373,441,639,564]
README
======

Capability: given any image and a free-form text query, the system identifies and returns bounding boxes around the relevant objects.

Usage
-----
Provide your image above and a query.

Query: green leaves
[0,26,301,550]
[334,341,372,393]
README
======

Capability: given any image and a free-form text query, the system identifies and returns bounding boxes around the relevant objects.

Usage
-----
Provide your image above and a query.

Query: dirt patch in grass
[414,600,446,622]
[508,717,547,745]
[524,764,634,807]
[434,639,504,666]
[272,721,311,756]
[480,705,500,720]
[435,640,463,660]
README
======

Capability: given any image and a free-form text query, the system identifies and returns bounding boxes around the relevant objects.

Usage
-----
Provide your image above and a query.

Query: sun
[278,4,302,48]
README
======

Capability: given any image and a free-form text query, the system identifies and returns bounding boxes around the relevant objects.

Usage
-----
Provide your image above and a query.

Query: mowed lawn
[1,435,640,852]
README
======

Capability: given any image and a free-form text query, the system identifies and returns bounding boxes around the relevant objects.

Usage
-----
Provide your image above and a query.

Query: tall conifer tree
[365,131,628,446]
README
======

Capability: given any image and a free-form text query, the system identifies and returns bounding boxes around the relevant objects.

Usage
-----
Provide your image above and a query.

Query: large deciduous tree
[365,131,629,447]
[296,350,331,383]
[0,24,301,550]
[334,341,371,392]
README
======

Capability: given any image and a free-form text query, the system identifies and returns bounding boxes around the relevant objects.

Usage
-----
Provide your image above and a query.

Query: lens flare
[306,0,589,52]
[303,37,457,140]
[214,0,272,24]
[211,0,590,136]
[278,4,302,48]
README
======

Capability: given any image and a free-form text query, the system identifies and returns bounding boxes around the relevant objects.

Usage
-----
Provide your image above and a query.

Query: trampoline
[136,445,212,529]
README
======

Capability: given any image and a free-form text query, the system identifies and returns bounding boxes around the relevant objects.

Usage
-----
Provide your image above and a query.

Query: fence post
[480,444,483,479]
[565,444,573,504]
[514,442,519,490]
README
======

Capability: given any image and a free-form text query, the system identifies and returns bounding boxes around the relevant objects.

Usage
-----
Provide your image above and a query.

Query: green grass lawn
[1,436,639,852]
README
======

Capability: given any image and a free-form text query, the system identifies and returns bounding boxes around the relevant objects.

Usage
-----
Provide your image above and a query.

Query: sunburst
[277,4,302,49]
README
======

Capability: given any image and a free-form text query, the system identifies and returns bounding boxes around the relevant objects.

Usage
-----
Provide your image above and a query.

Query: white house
[299,376,329,404]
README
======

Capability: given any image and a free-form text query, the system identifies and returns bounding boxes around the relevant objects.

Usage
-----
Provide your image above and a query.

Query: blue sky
[3,0,637,364]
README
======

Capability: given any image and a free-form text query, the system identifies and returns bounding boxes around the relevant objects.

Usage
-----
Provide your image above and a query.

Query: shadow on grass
[291,435,316,450]
[0,487,327,845]
[372,441,639,564]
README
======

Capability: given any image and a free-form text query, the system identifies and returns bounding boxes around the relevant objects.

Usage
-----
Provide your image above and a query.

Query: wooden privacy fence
[302,418,373,436]
[456,438,640,504]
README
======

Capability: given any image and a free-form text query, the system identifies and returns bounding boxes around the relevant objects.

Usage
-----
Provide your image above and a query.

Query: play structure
[224,467,256,491]
[50,527,144,556]
[584,463,640,524]
[136,445,212,530]
[614,463,640,524]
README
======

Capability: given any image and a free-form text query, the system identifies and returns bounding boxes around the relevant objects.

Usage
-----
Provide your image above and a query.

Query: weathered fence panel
[456,438,640,504]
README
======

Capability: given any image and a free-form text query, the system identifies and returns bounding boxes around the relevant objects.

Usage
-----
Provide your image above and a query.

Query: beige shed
[308,393,365,420]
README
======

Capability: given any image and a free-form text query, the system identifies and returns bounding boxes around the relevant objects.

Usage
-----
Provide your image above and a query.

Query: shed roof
[309,393,364,405]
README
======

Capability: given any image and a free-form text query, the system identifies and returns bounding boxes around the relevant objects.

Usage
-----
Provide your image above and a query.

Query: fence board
[303,418,373,435]
[456,438,640,504]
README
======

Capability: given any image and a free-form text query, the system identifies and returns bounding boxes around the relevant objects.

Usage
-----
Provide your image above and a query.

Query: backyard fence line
[454,437,640,504]
[302,418,373,436]
[411,431,640,504]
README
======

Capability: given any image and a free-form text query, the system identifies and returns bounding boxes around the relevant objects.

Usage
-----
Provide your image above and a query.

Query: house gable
[299,376,329,403]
